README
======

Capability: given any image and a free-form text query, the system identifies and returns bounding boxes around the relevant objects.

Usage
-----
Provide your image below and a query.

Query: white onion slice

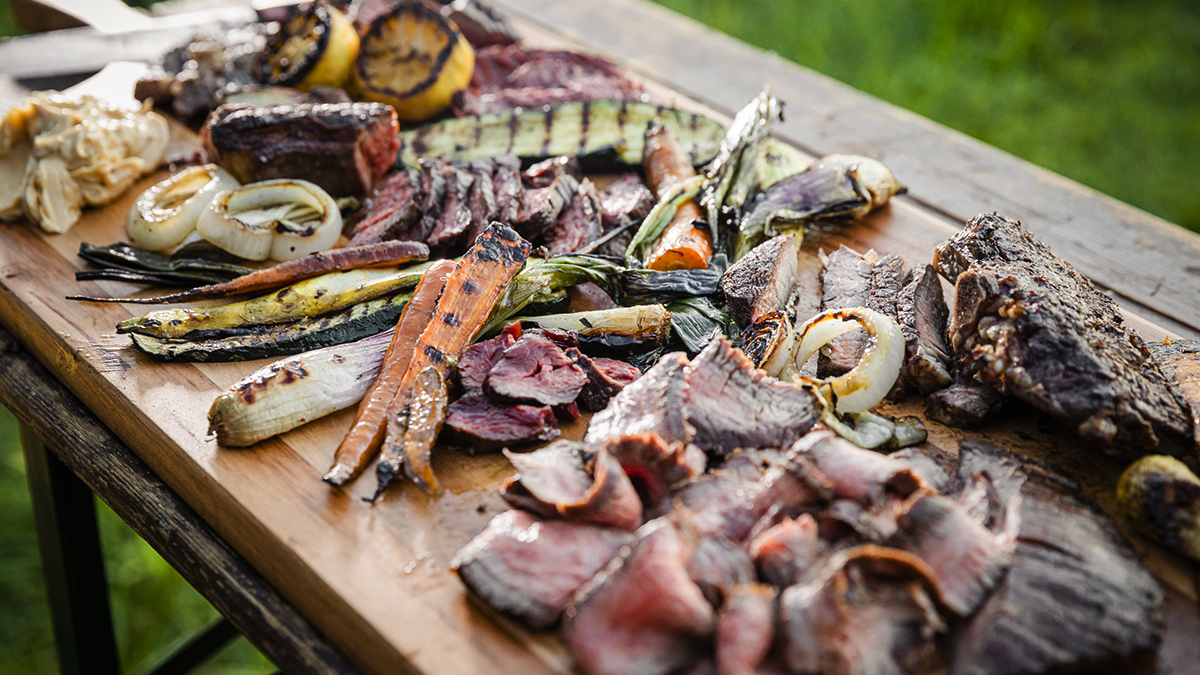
[791,307,904,413]
[127,165,237,252]
[196,179,342,261]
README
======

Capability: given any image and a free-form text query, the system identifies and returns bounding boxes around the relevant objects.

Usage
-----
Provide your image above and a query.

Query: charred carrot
[642,121,712,271]
[323,258,456,486]
[69,241,430,304]
[373,223,532,498]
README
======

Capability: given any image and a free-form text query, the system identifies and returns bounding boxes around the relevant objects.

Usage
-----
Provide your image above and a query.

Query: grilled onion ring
[792,307,904,413]
[127,165,237,252]
[197,179,342,262]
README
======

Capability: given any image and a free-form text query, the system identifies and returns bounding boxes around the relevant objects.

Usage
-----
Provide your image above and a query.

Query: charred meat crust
[721,233,800,327]
[935,213,1194,457]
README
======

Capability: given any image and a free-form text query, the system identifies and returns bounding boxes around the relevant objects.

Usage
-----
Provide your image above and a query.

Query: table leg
[21,424,123,675]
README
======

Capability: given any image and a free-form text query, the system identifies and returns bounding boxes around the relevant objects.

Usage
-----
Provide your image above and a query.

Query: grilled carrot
[323,258,456,486]
[69,241,430,304]
[643,121,712,271]
[373,223,532,498]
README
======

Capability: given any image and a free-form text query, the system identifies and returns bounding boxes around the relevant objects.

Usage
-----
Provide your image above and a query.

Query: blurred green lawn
[2,0,1199,672]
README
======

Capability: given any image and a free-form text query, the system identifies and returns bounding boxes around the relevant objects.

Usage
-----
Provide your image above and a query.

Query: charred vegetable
[395,100,725,169]
[130,291,411,362]
[117,262,433,339]
[1118,455,1200,561]
[376,224,532,497]
[196,179,342,262]
[353,1,474,122]
[668,296,739,355]
[791,307,905,414]
[737,154,905,259]
[127,165,238,252]
[207,328,393,447]
[735,311,794,377]
[642,121,712,271]
[618,267,721,305]
[479,254,624,336]
[257,1,359,90]
[70,241,429,304]
[76,242,253,286]
[624,175,705,263]
[326,259,457,487]
[700,90,783,232]
[515,305,672,349]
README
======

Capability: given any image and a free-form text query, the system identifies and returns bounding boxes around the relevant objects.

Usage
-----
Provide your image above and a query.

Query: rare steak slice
[721,233,801,327]
[485,334,588,406]
[565,518,716,675]
[577,353,642,412]
[348,167,423,246]
[442,394,559,451]
[790,430,926,507]
[200,102,398,197]
[428,161,476,250]
[464,158,500,244]
[523,154,583,188]
[514,173,580,239]
[586,353,693,446]
[603,433,706,509]
[895,265,953,394]
[748,514,824,588]
[950,440,1164,675]
[819,246,877,375]
[455,323,521,393]
[683,337,820,455]
[935,213,1194,457]
[597,173,654,257]
[452,510,634,630]
[501,441,643,530]
[716,584,777,675]
[491,154,524,224]
[545,178,603,255]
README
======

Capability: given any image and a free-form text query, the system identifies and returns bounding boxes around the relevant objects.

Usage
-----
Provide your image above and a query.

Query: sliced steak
[514,173,580,239]
[935,213,1194,457]
[597,173,654,257]
[416,158,447,242]
[545,178,603,255]
[748,514,824,588]
[925,379,1004,428]
[568,282,619,312]
[780,546,946,675]
[565,518,716,675]
[683,337,821,455]
[491,154,525,224]
[523,154,583,188]
[485,334,588,406]
[888,443,959,494]
[452,510,634,630]
[464,158,500,243]
[716,585,777,675]
[603,433,707,509]
[867,253,911,320]
[1146,338,1200,448]
[950,440,1164,675]
[501,441,643,530]
[442,394,559,451]
[819,246,877,375]
[200,102,398,198]
[792,248,826,325]
[686,535,756,606]
[577,353,642,412]
[586,352,694,446]
[790,431,925,507]
[455,323,521,393]
[896,265,953,394]
[348,167,423,246]
[721,233,800,327]
[428,161,476,250]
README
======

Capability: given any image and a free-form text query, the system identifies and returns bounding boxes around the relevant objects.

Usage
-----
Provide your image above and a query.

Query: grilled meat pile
[454,337,1164,675]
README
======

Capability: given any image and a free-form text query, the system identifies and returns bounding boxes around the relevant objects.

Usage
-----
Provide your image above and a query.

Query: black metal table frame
[0,326,360,675]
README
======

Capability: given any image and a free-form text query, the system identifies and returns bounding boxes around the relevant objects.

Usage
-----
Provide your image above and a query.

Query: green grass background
[1,0,1198,671]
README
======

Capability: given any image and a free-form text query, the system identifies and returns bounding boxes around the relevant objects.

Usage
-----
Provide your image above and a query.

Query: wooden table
[2,1,1199,673]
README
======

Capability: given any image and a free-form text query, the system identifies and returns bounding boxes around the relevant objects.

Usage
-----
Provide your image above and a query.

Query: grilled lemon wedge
[258,1,359,90]
[352,2,475,122]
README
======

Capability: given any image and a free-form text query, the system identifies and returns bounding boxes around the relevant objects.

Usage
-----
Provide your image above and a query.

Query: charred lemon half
[353,2,475,122]
[258,1,359,90]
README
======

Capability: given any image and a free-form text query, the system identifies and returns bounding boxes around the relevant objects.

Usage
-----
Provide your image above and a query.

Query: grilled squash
[352,2,475,122]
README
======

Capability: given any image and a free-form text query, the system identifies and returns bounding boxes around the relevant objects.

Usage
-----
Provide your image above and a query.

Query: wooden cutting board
[1,19,1197,675]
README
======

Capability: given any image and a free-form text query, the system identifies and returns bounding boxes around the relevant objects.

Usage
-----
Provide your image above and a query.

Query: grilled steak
[603,433,707,508]
[545,178,603,255]
[721,233,800,327]
[440,0,519,49]
[577,353,642,412]
[452,510,634,630]
[748,514,824,588]
[685,535,756,606]
[715,584,777,675]
[868,253,911,318]
[565,518,716,675]
[416,159,447,242]
[895,265,953,394]
[586,353,694,446]
[792,430,925,507]
[597,173,654,257]
[464,158,500,244]
[428,161,476,250]
[491,154,525,224]
[523,154,583,188]
[348,167,423,246]
[515,174,580,239]
[456,323,521,393]
[485,334,588,406]
[200,102,398,197]
[936,213,1195,457]
[925,379,1004,428]
[1146,338,1200,448]
[501,441,643,530]
[442,394,560,451]
[819,246,876,375]
[951,440,1164,675]
[684,337,821,455]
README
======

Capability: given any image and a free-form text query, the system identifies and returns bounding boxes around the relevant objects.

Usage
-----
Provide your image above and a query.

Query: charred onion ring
[196,179,342,262]
[127,165,237,252]
[791,307,904,413]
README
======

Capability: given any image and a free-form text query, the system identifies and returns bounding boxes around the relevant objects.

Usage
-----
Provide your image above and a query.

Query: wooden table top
[1,2,1198,673]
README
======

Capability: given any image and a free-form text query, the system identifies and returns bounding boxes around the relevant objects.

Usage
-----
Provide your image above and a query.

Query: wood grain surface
[1,3,1198,673]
